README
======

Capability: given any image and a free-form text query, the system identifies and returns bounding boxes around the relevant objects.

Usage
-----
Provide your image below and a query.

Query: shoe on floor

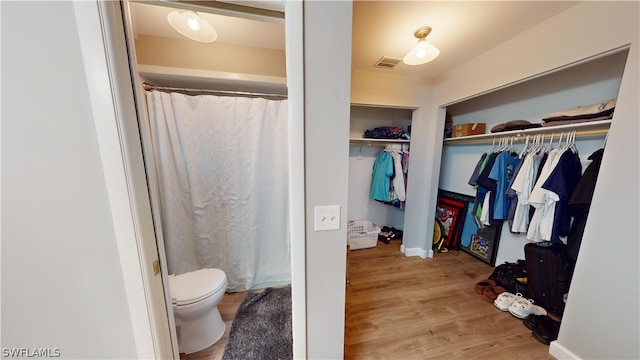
[475,279,496,295]
[482,285,506,302]
[523,314,548,330]
[494,292,522,311]
[390,227,403,240]
[532,317,561,345]
[508,297,547,319]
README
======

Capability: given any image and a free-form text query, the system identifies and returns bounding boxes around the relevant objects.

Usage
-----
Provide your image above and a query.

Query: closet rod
[443,128,608,145]
[142,83,288,100]
[349,141,387,147]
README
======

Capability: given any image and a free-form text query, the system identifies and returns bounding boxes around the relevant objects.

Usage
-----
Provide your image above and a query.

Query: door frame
[75,0,307,358]
[72,1,173,357]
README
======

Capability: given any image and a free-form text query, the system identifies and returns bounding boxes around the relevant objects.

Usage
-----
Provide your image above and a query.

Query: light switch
[314,205,340,231]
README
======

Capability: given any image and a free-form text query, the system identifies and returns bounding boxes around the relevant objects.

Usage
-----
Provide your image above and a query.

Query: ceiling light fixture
[403,26,440,65]
[167,10,217,43]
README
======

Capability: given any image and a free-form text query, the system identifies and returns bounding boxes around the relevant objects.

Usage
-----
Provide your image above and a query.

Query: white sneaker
[494,292,522,311]
[508,297,547,319]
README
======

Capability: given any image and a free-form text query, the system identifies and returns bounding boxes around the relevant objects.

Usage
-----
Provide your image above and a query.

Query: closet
[437,47,629,265]
[348,105,414,233]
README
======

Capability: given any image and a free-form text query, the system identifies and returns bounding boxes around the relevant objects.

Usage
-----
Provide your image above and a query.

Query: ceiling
[130,1,579,79]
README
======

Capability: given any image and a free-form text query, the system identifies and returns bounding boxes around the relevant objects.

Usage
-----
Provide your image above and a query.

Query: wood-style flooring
[345,241,555,360]
[181,240,554,360]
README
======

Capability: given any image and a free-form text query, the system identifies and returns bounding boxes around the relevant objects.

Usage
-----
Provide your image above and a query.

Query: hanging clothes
[540,148,583,243]
[390,150,406,202]
[369,145,409,208]
[505,152,527,233]
[527,147,567,241]
[510,151,545,233]
[466,133,599,248]
[470,151,499,220]
[370,150,394,202]
[566,148,604,260]
[488,150,522,220]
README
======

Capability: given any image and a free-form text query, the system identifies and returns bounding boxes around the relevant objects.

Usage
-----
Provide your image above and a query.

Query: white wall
[1,2,138,358]
[552,4,639,359]
[303,1,352,358]
[351,69,431,107]
[433,2,639,359]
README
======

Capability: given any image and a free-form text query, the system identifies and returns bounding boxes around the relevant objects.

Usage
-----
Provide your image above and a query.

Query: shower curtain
[146,90,290,291]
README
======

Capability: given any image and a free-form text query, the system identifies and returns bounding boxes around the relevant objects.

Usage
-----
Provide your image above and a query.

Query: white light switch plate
[314,205,340,231]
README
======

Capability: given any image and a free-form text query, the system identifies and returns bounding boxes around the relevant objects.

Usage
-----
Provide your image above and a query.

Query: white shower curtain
[146,90,290,291]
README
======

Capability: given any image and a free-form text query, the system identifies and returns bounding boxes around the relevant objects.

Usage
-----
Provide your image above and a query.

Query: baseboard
[549,340,580,359]
[401,246,432,259]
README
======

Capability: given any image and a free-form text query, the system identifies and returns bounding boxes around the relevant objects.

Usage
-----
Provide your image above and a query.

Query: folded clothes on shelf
[491,120,542,133]
[363,126,409,139]
[542,99,616,125]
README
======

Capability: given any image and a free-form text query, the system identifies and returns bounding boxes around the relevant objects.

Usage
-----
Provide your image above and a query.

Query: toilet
[168,268,228,354]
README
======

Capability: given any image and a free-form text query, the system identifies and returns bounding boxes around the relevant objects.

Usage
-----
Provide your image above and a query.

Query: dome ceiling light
[167,10,217,43]
[403,26,440,65]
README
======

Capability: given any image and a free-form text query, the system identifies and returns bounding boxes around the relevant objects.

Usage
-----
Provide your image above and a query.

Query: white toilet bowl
[169,268,228,354]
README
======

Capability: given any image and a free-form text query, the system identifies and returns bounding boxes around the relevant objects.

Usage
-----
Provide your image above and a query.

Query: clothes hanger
[502,136,511,152]
[557,132,565,151]
[497,137,507,152]
[488,138,498,153]
[533,134,544,154]
[570,130,578,153]
[544,133,554,153]
[519,135,530,159]
[564,131,573,152]
[518,134,537,159]
[527,134,540,155]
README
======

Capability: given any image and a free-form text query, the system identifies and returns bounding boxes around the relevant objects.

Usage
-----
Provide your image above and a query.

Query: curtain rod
[142,83,288,100]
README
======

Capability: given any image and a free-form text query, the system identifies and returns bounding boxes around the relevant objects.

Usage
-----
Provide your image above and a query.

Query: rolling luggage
[524,241,573,317]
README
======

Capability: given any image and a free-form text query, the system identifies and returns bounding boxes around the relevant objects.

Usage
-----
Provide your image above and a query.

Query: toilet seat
[169,268,227,306]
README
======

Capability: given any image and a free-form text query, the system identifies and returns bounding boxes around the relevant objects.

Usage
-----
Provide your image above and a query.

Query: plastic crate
[347,220,380,250]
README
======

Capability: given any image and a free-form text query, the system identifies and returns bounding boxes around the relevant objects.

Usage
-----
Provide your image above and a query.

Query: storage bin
[347,220,380,250]
[452,122,486,137]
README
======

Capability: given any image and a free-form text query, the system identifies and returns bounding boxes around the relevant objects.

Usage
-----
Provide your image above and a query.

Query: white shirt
[527,148,566,241]
[510,152,543,233]
[390,151,406,202]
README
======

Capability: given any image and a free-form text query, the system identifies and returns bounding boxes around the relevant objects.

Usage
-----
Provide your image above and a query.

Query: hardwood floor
[345,241,555,360]
[180,240,554,360]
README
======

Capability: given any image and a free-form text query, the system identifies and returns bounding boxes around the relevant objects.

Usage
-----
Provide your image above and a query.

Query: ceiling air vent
[374,56,401,69]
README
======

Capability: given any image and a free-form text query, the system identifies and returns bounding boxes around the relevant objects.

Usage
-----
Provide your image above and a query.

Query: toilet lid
[169,268,227,306]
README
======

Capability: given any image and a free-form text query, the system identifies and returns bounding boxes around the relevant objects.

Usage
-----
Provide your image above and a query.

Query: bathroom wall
[134,35,286,77]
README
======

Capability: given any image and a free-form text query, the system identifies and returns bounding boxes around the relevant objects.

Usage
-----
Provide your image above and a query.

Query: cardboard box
[452,123,486,137]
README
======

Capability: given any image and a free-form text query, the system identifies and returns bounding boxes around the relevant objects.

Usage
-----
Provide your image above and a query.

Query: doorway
[117,0,304,357]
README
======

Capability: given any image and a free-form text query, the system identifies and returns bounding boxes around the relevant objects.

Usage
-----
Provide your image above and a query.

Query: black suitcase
[524,242,573,317]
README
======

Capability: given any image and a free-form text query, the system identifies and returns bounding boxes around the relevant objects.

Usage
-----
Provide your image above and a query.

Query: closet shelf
[443,119,611,145]
[349,138,410,146]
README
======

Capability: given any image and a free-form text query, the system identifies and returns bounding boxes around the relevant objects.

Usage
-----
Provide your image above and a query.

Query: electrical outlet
[314,205,340,231]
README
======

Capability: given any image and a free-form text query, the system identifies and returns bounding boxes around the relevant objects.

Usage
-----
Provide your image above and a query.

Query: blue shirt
[489,151,521,220]
[370,151,394,202]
